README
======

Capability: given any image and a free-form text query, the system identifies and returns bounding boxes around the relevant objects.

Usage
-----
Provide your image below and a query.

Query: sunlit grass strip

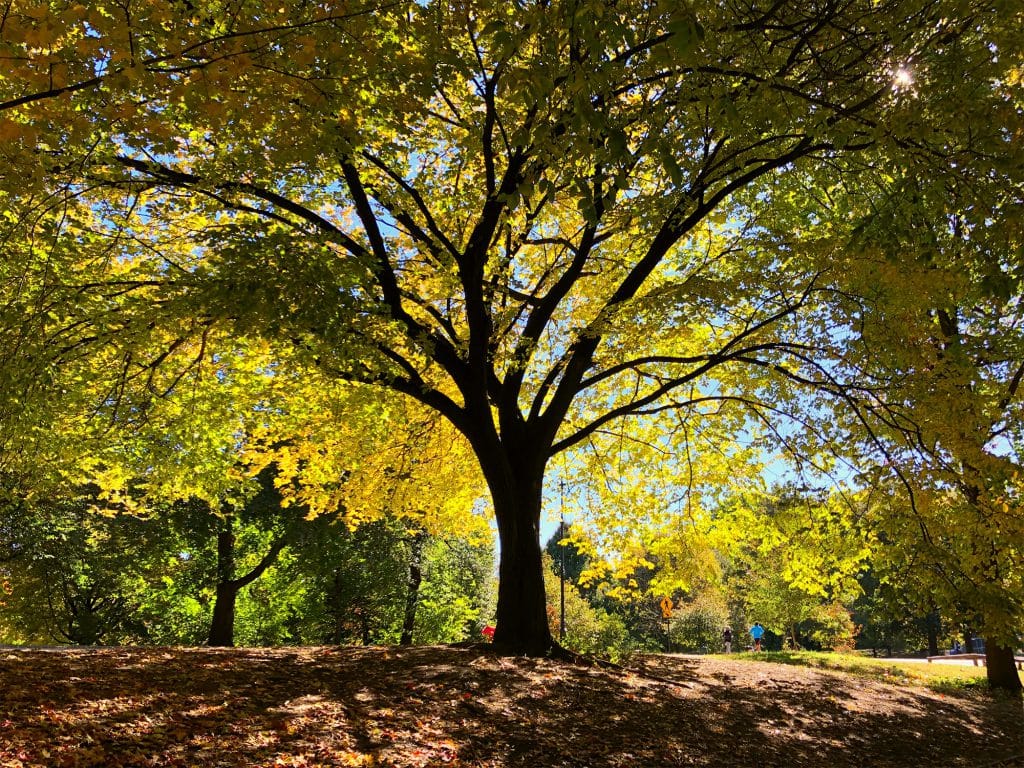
[720,651,1015,692]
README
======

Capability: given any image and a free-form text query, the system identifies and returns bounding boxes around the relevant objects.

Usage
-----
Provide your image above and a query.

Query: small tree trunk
[925,614,937,655]
[400,531,426,646]
[328,569,345,644]
[206,516,289,647]
[359,609,371,646]
[63,586,106,645]
[208,581,239,646]
[208,523,237,647]
[984,640,1023,694]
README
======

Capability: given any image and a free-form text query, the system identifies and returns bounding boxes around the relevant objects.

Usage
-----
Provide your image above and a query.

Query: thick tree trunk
[490,475,553,655]
[400,531,426,646]
[208,524,237,647]
[984,640,1023,694]
[493,518,551,654]
[461,401,558,656]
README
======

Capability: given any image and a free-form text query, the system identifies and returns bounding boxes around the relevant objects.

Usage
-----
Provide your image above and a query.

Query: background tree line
[0,474,1015,677]
[0,481,494,648]
[542,484,1018,663]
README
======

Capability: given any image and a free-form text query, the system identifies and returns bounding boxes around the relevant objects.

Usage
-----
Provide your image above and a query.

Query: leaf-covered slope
[0,646,1020,767]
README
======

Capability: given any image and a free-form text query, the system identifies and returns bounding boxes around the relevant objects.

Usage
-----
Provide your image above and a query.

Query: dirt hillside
[1,645,1021,767]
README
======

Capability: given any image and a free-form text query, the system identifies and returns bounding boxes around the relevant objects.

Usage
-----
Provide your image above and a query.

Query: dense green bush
[668,595,730,653]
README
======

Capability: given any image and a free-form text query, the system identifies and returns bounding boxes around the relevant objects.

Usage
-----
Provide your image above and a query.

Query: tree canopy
[1,0,1022,668]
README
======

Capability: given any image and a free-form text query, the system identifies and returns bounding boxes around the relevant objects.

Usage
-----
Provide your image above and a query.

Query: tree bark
[458,414,555,656]
[207,518,289,647]
[925,611,940,658]
[400,531,426,646]
[489,465,553,655]
[359,608,371,646]
[984,639,1023,694]
[208,523,238,647]
[493,511,551,655]
[208,580,239,647]
[328,569,345,644]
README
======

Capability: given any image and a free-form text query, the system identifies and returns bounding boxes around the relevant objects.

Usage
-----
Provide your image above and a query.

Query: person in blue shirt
[750,622,765,651]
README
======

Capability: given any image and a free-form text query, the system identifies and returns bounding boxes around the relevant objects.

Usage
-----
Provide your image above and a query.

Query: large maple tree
[1,0,1019,656]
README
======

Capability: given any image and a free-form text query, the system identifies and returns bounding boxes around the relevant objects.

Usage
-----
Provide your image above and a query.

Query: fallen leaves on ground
[0,646,1021,767]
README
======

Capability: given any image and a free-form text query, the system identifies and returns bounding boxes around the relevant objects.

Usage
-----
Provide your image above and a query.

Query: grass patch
[721,650,1007,693]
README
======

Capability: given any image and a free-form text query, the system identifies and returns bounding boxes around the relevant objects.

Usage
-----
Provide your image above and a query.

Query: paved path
[891,656,983,666]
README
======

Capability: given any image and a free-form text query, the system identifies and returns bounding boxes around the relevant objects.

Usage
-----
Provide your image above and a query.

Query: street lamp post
[559,481,566,641]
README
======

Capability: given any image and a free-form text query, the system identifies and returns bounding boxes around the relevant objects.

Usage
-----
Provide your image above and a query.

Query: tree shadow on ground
[1,646,1021,767]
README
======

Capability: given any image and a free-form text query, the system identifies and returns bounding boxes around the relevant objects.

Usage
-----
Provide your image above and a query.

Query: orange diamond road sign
[660,596,673,619]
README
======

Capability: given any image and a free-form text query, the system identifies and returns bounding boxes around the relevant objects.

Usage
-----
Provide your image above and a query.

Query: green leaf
[666,16,704,57]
